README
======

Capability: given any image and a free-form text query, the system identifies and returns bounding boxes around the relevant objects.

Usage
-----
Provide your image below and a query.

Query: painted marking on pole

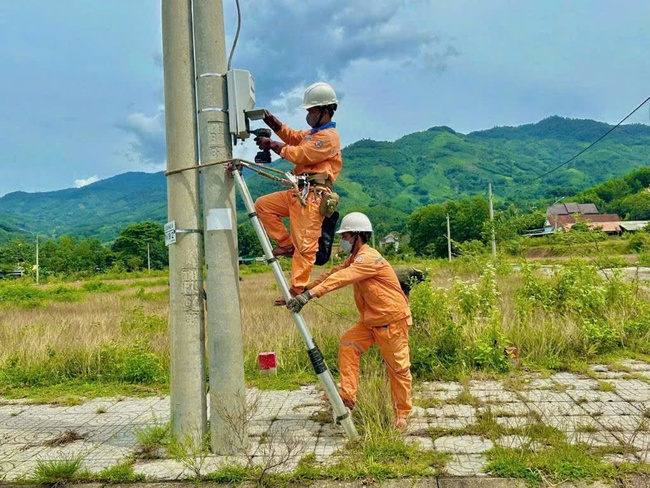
[164,221,177,246]
[206,208,232,231]
[181,268,201,312]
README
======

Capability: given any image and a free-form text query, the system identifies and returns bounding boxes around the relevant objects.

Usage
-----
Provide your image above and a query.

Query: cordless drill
[249,128,272,164]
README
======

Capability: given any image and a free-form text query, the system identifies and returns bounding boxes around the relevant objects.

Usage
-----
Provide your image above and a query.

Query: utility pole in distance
[489,183,496,258]
[446,214,452,262]
[193,0,247,454]
[161,0,207,445]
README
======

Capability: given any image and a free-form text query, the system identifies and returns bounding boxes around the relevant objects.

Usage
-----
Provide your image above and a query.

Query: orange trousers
[254,189,324,293]
[338,318,412,419]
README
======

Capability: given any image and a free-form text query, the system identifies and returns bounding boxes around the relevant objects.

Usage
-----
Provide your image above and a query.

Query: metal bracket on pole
[227,164,360,441]
[165,221,203,247]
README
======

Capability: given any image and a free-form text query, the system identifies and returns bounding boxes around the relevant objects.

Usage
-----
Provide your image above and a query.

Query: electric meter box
[226,69,256,140]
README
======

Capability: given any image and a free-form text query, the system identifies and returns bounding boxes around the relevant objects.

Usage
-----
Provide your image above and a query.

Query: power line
[227,0,241,70]
[528,95,650,183]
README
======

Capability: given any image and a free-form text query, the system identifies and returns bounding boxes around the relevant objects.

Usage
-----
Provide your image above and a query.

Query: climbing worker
[286,212,413,430]
[254,82,342,306]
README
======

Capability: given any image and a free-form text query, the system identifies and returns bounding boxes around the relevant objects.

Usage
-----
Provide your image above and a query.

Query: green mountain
[338,116,650,212]
[1,116,648,242]
[0,172,167,242]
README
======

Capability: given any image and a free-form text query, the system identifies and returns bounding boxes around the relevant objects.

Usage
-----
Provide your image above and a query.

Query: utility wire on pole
[161,0,207,445]
[489,183,496,258]
[193,0,247,454]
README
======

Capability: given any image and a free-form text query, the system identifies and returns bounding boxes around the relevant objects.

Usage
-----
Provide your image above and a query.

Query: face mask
[340,238,353,252]
[306,112,319,128]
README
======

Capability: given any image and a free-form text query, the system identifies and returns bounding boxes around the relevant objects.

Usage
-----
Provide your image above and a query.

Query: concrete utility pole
[34,235,39,285]
[193,0,247,454]
[489,183,496,258]
[161,0,207,445]
[446,214,452,262]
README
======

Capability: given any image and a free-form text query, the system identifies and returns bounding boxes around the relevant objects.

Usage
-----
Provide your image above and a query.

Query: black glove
[286,291,312,313]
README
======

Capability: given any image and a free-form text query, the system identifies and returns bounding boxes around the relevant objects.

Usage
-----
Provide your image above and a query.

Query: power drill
[250,128,272,164]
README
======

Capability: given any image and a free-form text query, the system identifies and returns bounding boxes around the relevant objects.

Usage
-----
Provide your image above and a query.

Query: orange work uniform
[307,243,412,420]
[254,122,342,294]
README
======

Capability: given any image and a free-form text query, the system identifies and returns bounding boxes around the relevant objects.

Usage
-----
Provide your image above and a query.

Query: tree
[614,192,650,220]
[407,196,490,257]
[111,222,167,271]
[237,224,263,258]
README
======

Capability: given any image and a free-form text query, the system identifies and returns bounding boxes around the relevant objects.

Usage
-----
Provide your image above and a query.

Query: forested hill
[0,116,648,242]
[0,172,167,242]
[338,116,650,213]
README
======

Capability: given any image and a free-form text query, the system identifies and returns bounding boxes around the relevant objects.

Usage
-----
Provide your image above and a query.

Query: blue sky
[1,0,649,196]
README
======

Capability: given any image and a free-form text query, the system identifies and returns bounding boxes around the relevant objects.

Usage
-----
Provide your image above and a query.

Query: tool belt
[293,173,339,217]
[296,173,333,190]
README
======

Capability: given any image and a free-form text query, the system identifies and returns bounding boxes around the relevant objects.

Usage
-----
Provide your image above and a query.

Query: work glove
[263,110,282,131]
[286,290,312,313]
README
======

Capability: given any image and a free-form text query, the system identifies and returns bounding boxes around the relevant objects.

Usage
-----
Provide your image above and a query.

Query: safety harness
[164,158,331,208]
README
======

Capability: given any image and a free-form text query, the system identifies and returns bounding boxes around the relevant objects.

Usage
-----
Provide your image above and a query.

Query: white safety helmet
[336,212,373,234]
[300,82,338,109]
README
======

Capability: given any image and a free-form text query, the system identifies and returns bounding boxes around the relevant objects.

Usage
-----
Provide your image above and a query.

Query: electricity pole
[35,235,39,285]
[193,0,246,454]
[446,214,452,262]
[161,0,207,445]
[489,183,496,258]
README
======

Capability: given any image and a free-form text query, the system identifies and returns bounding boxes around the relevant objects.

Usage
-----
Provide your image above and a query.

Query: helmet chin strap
[315,106,325,128]
[351,234,359,252]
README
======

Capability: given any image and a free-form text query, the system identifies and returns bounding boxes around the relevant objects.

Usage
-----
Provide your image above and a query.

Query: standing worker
[254,82,341,305]
[286,212,412,429]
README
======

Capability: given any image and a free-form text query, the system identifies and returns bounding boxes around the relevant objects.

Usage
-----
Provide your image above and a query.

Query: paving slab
[5,364,650,483]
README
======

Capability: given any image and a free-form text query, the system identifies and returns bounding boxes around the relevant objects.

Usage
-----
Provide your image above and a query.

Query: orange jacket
[276,123,342,183]
[307,244,412,327]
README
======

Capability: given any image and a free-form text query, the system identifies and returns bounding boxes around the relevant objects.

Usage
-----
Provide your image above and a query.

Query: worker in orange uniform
[286,212,412,429]
[254,82,342,306]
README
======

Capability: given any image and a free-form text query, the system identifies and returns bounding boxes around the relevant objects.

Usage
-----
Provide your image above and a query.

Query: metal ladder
[228,162,359,440]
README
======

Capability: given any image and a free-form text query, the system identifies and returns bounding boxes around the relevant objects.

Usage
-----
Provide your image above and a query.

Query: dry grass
[0,294,168,366]
[0,267,359,388]
[239,268,356,372]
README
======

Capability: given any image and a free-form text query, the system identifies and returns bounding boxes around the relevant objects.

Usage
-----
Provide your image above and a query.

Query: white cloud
[117,105,166,165]
[74,176,100,188]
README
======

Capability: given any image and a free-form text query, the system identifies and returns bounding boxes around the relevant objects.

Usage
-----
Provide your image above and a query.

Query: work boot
[272,243,295,258]
[393,417,408,430]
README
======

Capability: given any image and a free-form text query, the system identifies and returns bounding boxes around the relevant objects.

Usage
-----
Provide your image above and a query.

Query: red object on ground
[258,352,277,372]
[504,346,519,362]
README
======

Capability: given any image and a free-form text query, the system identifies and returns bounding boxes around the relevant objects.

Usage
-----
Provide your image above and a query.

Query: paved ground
[3,360,650,483]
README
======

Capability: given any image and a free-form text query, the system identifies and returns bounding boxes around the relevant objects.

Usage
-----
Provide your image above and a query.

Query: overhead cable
[528,95,650,183]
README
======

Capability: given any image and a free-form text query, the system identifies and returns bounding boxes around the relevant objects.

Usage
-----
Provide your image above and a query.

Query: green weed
[486,444,616,485]
[206,465,251,483]
[134,421,171,459]
[32,456,86,486]
[92,462,145,483]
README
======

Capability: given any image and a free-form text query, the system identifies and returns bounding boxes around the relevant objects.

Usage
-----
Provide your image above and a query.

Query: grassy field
[2,252,650,401]
[3,251,650,484]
